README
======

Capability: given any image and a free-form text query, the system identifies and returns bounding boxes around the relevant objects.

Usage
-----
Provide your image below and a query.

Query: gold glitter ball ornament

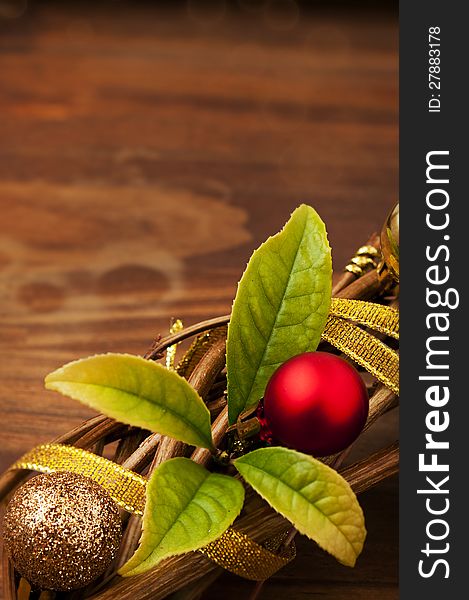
[2,472,122,591]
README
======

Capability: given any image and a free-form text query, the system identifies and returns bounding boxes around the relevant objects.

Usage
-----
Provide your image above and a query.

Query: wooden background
[0,1,398,598]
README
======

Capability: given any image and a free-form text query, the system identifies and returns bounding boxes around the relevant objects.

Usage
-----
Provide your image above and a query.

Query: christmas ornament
[3,472,122,591]
[262,352,369,456]
[378,202,399,283]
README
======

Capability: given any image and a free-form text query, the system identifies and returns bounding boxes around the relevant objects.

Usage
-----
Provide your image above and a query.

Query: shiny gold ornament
[378,202,399,283]
[3,472,122,591]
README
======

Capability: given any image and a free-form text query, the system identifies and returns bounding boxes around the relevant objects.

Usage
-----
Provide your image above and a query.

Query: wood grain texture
[0,1,397,598]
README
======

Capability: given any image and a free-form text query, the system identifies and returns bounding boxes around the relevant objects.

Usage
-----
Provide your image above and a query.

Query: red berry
[263,352,369,457]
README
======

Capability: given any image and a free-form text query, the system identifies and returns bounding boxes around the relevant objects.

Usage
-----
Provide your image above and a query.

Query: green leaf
[45,353,214,449]
[234,447,366,567]
[119,457,245,576]
[227,204,332,424]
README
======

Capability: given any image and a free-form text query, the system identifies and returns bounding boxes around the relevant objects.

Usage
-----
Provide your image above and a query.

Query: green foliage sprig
[45,205,366,574]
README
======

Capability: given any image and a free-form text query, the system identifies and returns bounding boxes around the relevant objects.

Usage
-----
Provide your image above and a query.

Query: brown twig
[146,317,230,361]
[335,268,384,301]
[167,569,223,600]
[114,430,149,466]
[53,414,111,445]
[17,579,31,600]
[2,556,16,600]
[191,407,229,467]
[207,396,227,417]
[342,441,399,494]
[74,419,126,450]
[248,581,265,600]
[121,434,161,473]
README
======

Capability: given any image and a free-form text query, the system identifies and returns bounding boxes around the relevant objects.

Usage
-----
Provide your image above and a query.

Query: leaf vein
[241,217,310,405]
[244,464,358,554]
[55,380,208,445]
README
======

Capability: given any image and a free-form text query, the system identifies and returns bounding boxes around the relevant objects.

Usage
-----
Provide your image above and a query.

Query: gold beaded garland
[2,472,122,591]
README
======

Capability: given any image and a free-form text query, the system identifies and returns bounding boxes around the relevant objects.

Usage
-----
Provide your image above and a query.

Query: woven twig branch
[0,236,399,600]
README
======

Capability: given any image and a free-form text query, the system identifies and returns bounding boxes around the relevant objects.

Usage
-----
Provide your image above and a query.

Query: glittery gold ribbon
[318,297,399,394]
[322,316,399,395]
[9,444,293,581]
[329,298,399,340]
[10,444,147,515]
[201,529,295,580]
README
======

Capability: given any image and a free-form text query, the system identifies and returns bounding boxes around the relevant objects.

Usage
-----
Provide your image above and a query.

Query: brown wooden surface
[0,1,398,598]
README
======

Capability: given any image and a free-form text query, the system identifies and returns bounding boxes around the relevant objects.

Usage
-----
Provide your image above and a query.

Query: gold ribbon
[9,444,293,581]
[323,298,399,395]
[322,316,399,395]
[329,298,399,340]
[10,443,147,515]
[201,529,295,580]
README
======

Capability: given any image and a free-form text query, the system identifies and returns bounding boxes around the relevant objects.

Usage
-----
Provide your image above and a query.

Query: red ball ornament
[262,352,369,457]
